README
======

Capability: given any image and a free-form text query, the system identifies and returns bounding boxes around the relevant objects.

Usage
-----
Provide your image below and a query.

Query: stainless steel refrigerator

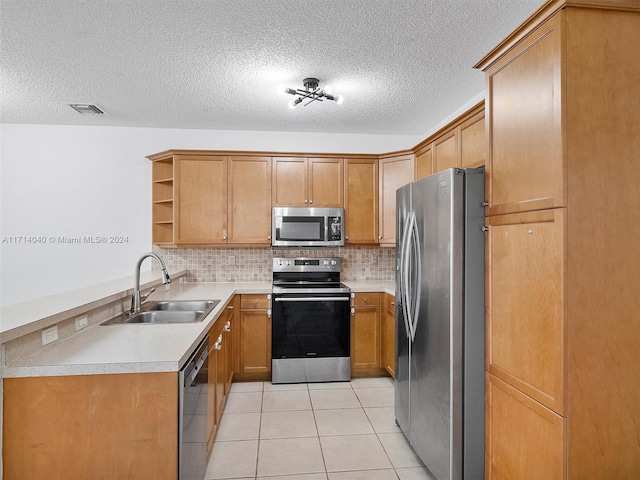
[395,167,485,480]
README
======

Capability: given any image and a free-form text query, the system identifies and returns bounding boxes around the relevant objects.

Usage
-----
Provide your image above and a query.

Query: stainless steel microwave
[272,207,345,247]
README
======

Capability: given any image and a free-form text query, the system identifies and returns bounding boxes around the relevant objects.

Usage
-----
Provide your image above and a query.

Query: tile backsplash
[153,246,396,283]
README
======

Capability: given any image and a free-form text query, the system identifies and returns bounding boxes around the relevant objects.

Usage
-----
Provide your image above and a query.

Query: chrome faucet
[129,252,171,315]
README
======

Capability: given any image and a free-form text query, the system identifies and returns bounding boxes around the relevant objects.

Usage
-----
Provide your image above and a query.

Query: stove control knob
[323,259,329,266]
[277,260,283,266]
[330,260,337,266]
[286,260,292,266]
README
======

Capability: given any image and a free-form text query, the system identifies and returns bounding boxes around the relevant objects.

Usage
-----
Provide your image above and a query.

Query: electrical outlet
[75,315,88,331]
[42,325,59,346]
[228,255,236,266]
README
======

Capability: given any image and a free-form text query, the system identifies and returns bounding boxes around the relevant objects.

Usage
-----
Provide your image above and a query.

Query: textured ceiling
[0,0,544,135]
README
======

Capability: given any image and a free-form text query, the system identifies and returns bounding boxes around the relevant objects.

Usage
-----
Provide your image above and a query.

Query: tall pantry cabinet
[475,1,640,478]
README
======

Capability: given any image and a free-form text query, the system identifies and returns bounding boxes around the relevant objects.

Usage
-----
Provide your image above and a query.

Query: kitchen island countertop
[3,280,395,378]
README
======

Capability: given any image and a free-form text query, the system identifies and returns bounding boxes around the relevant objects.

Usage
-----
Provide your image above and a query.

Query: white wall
[0,123,419,307]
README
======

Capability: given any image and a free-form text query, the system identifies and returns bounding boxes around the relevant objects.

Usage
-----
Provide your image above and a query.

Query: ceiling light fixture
[282,78,343,109]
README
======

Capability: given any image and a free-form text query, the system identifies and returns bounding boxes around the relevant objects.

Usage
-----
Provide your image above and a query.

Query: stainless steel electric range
[271,257,351,384]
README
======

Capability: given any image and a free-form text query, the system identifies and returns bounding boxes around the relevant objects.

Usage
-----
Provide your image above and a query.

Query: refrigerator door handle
[400,215,413,338]
[409,213,421,342]
[404,212,419,341]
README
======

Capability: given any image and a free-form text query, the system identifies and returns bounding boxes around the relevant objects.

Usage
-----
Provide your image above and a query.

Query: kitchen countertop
[3,279,395,379]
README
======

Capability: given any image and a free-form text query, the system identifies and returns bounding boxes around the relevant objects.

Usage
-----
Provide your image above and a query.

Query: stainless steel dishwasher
[179,335,209,480]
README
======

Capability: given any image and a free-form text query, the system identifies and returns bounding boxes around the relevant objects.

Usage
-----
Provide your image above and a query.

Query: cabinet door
[240,295,272,374]
[381,293,396,378]
[272,157,307,206]
[215,333,226,425]
[433,131,458,172]
[351,293,381,371]
[308,157,343,207]
[486,12,565,215]
[379,154,413,246]
[487,208,566,414]
[175,155,227,244]
[415,146,433,180]
[223,311,234,392]
[460,112,485,169]
[344,159,378,244]
[487,373,566,480]
[228,156,272,244]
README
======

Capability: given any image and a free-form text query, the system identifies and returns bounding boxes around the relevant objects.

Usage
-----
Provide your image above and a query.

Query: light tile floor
[205,377,436,480]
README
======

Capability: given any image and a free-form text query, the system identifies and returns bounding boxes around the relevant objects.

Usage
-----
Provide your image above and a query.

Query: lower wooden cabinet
[238,294,272,379]
[2,372,178,480]
[207,302,235,454]
[381,293,396,378]
[486,373,566,480]
[350,292,382,375]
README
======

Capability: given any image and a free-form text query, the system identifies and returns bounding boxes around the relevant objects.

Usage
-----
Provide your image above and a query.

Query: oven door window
[272,294,350,359]
[276,216,325,241]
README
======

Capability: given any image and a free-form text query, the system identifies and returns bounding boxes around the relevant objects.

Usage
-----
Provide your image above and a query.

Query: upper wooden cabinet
[433,131,458,172]
[413,102,486,179]
[227,156,272,244]
[414,145,433,181]
[147,151,272,246]
[272,157,343,207]
[175,154,228,245]
[460,111,485,169]
[378,153,414,246]
[344,159,378,244]
[481,11,565,216]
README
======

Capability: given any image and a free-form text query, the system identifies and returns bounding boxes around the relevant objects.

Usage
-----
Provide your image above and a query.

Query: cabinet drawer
[352,292,380,307]
[241,294,270,309]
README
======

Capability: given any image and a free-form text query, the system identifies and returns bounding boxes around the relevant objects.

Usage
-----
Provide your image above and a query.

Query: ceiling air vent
[67,103,107,115]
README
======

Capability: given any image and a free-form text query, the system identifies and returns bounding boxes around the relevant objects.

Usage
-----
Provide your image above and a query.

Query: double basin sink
[102,300,220,325]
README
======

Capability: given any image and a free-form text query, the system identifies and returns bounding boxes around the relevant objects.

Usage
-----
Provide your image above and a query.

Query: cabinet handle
[304,199,308,203]
[351,307,355,316]
[481,226,489,232]
[268,235,271,240]
[224,321,231,331]
[267,294,272,300]
[350,292,355,298]
[267,309,272,317]
[226,305,234,310]
[345,236,349,240]
[390,302,395,306]
[482,201,489,207]
[378,235,383,239]
[309,200,313,204]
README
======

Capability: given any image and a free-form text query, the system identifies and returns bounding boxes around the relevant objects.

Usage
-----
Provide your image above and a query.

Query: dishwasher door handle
[275,297,350,302]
